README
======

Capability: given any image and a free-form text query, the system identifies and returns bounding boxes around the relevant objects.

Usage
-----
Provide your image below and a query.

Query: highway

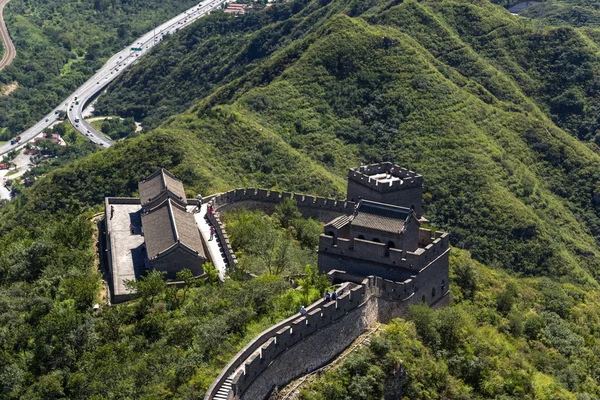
[0,0,227,155]
[0,0,15,71]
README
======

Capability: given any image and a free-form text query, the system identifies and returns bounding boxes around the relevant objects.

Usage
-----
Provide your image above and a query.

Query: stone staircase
[212,375,233,400]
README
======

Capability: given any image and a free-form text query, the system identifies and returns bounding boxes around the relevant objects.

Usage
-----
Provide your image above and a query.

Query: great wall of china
[103,163,450,400]
[201,179,449,400]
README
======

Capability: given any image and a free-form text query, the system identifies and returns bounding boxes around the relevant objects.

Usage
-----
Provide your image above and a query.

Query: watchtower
[347,162,423,218]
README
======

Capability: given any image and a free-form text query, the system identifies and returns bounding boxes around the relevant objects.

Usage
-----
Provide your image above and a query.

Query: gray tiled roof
[328,215,350,230]
[350,200,413,234]
[139,168,186,206]
[142,199,205,259]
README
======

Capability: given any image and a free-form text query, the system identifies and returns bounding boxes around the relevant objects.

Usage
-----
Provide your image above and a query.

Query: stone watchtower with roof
[347,162,423,218]
[318,163,449,307]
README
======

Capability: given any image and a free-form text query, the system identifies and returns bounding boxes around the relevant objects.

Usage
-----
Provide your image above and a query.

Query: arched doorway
[385,241,395,257]
[327,231,336,245]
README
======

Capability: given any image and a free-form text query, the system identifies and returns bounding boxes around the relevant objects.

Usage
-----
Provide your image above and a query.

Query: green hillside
[521,0,600,28]
[3,0,600,397]
[97,0,600,283]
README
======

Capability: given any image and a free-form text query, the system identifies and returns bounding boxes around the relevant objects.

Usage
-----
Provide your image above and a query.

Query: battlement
[206,265,450,400]
[210,188,355,214]
[230,284,365,396]
[318,228,449,272]
[348,163,423,194]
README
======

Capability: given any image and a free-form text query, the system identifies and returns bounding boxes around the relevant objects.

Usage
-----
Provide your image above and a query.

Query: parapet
[207,209,237,268]
[230,285,364,397]
[318,228,449,272]
[105,197,141,205]
[206,188,356,215]
[348,163,423,193]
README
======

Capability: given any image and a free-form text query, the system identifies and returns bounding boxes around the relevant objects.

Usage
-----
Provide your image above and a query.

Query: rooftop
[350,200,414,234]
[328,214,351,229]
[142,198,205,259]
[106,203,146,299]
[138,168,186,207]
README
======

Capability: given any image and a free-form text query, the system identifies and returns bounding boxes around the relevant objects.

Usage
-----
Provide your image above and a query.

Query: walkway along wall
[204,268,451,400]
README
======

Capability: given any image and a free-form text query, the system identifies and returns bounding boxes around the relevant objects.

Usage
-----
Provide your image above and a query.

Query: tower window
[385,241,395,256]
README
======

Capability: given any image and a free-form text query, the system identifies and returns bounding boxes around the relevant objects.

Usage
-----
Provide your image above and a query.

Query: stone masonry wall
[346,163,423,217]
[318,229,450,272]
[240,296,380,400]
[204,271,447,400]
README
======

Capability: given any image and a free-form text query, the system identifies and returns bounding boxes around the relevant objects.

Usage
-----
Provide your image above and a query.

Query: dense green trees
[301,249,600,399]
[92,0,600,285]
[3,0,600,397]
[223,200,321,275]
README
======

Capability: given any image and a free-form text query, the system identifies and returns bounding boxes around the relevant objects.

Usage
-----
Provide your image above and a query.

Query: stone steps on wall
[213,376,233,400]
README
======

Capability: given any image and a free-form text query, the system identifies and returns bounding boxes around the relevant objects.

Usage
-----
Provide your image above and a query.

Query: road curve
[0,0,15,71]
[0,0,226,155]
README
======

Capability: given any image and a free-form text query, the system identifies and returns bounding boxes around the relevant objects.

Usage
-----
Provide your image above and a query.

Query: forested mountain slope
[96,0,600,284]
[4,0,600,398]
[519,0,600,28]
[0,0,201,139]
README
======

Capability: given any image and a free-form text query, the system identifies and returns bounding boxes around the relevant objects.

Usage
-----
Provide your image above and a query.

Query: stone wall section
[318,228,449,272]
[346,163,423,216]
[204,271,450,400]
[204,188,356,268]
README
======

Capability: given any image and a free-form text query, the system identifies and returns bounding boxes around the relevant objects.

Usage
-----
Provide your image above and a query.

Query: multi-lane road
[0,0,15,71]
[0,0,227,156]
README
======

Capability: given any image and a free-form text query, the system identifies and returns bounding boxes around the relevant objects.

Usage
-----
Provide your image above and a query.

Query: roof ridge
[160,168,167,191]
[167,199,180,244]
[139,168,163,184]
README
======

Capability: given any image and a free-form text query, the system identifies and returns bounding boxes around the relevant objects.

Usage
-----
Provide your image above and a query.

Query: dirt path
[0,0,15,71]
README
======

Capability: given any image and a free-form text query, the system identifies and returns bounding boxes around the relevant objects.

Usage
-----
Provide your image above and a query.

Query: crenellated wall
[318,229,449,274]
[347,163,423,193]
[204,269,450,400]
[210,188,355,222]
[207,208,238,268]
[346,163,423,217]
[204,188,357,269]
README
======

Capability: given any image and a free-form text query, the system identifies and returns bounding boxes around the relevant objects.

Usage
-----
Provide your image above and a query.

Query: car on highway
[75,124,79,128]
[45,119,48,122]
